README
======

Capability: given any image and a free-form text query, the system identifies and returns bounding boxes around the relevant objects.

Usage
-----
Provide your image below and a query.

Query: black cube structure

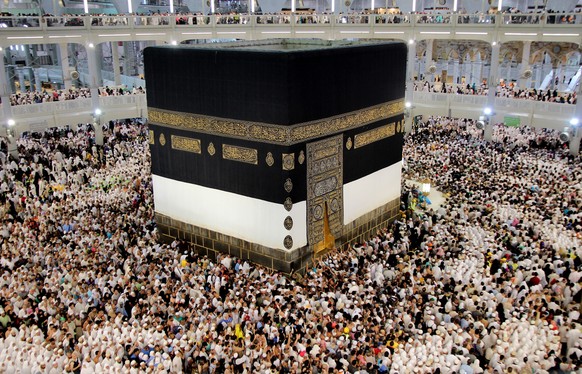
[145,39,406,272]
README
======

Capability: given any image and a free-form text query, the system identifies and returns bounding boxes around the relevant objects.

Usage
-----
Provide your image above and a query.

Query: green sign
[504,116,521,127]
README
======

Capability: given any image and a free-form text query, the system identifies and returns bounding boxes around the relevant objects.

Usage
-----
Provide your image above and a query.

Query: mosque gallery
[145,39,407,272]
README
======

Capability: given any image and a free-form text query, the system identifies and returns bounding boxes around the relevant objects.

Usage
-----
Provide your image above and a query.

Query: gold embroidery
[306,135,343,246]
[222,144,258,165]
[354,123,396,149]
[283,235,293,250]
[171,135,201,154]
[284,216,293,230]
[159,133,166,146]
[282,153,295,171]
[298,150,305,165]
[149,130,155,145]
[266,152,274,167]
[208,142,216,156]
[346,137,352,150]
[284,178,293,193]
[284,197,293,212]
[148,100,404,145]
[314,146,338,160]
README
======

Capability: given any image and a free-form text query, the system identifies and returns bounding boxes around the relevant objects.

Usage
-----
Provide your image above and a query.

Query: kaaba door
[306,135,343,253]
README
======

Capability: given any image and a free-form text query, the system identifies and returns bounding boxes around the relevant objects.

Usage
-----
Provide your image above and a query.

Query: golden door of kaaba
[306,135,343,253]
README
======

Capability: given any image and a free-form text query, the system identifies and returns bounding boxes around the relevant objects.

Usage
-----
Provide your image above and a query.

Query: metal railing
[412,91,576,129]
[1,92,575,134]
[0,12,580,29]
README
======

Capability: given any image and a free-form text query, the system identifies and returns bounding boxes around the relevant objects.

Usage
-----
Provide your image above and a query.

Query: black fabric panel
[149,124,307,204]
[144,42,406,126]
[150,119,403,205]
[343,117,404,185]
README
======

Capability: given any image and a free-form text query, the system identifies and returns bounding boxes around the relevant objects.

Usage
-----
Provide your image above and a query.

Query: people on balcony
[414,81,577,105]
[0,6,578,27]
[7,86,145,106]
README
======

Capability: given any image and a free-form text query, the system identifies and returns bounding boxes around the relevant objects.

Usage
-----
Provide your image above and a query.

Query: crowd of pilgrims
[0,117,580,373]
[8,86,146,106]
[414,81,577,105]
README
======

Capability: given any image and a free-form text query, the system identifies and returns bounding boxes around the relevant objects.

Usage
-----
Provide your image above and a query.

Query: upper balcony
[412,91,576,130]
[0,12,581,46]
[2,94,147,132]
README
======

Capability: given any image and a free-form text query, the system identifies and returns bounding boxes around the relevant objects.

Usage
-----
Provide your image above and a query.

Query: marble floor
[404,179,448,211]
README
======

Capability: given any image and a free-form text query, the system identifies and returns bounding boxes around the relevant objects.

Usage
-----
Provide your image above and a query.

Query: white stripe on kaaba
[152,175,307,250]
[343,161,402,225]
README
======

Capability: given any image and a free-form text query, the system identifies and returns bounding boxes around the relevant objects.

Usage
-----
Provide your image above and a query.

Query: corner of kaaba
[144,39,407,273]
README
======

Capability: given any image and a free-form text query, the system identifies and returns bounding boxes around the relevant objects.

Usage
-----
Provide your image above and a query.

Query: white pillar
[87,44,103,145]
[86,44,102,92]
[34,69,42,92]
[484,43,501,142]
[534,63,542,89]
[111,42,122,86]
[555,62,563,91]
[0,54,13,119]
[0,57,17,157]
[405,41,416,133]
[452,60,460,90]
[487,43,500,106]
[571,84,582,155]
[94,115,104,145]
[472,61,482,86]
[519,41,531,89]
[425,39,433,83]
[570,131,581,155]
[17,69,26,94]
[59,43,73,89]
[483,123,493,141]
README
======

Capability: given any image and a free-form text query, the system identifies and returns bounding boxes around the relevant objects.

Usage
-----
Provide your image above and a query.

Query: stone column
[534,63,542,89]
[405,41,416,133]
[17,69,26,94]
[0,54,13,118]
[487,43,500,105]
[471,60,482,86]
[0,56,17,157]
[484,43,501,142]
[34,69,42,93]
[87,44,104,145]
[550,60,559,90]
[86,44,102,92]
[570,83,582,155]
[519,41,531,89]
[123,42,138,78]
[452,60,460,91]
[59,43,73,89]
[425,39,433,83]
[111,42,122,86]
[24,45,33,67]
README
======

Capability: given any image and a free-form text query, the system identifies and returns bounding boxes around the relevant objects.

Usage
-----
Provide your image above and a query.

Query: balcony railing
[0,92,575,133]
[412,91,575,130]
[0,11,580,29]
[1,94,147,132]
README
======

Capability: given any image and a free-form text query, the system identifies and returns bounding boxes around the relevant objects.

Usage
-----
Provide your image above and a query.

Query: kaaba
[145,39,406,273]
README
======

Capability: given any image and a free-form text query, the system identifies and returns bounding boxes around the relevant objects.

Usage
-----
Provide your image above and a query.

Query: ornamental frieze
[354,123,396,149]
[148,99,403,145]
